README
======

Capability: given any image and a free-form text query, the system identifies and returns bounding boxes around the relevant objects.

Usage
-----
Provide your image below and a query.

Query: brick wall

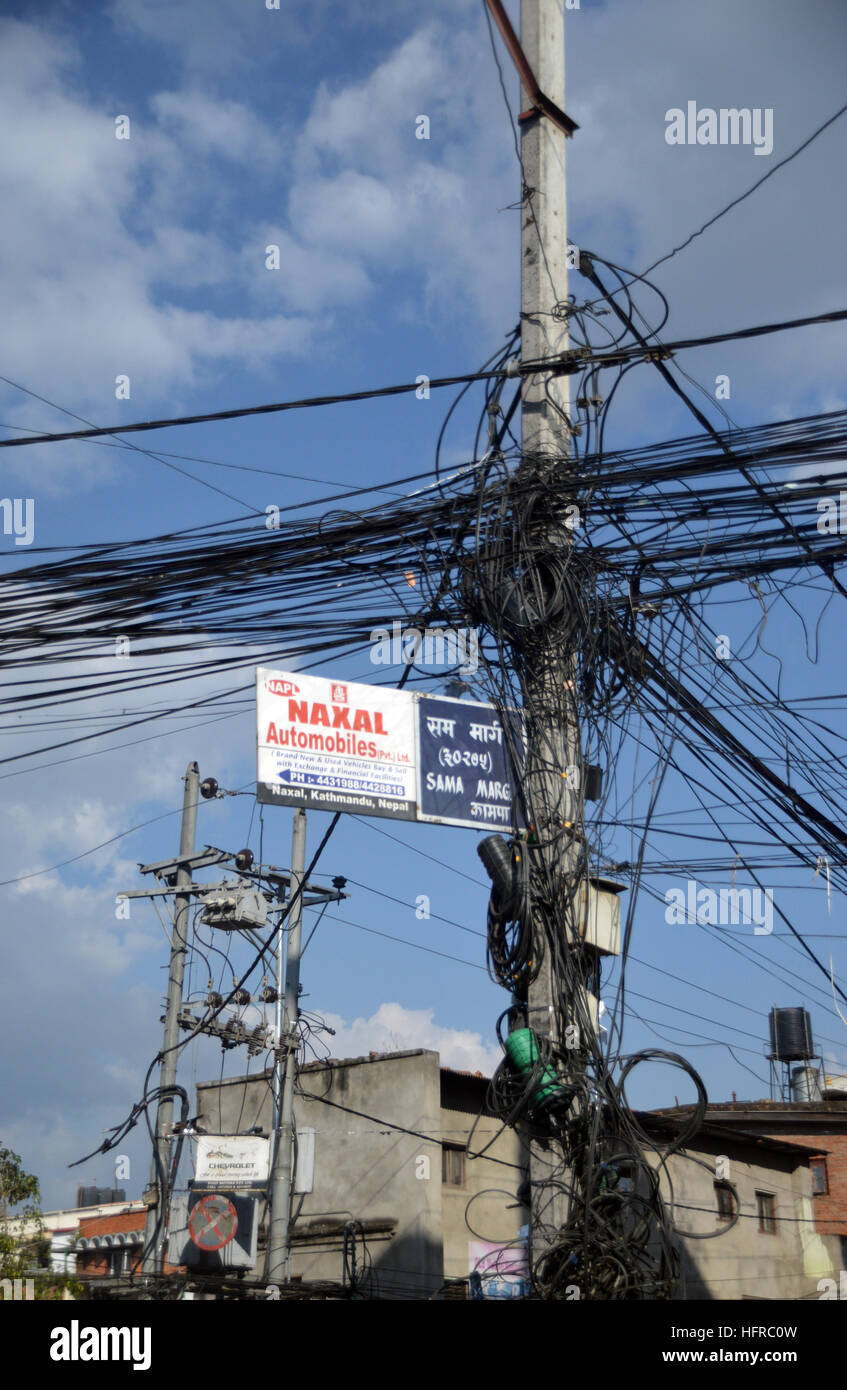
[764,1132,847,1236]
[78,1209,143,1240]
[76,1206,183,1276]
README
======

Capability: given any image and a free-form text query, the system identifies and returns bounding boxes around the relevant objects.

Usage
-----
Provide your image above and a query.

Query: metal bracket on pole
[139,846,231,878]
[484,0,579,138]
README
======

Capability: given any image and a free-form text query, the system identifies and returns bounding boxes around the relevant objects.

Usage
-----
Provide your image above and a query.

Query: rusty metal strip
[484,0,579,137]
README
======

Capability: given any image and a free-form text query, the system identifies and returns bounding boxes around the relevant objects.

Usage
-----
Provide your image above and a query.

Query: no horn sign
[188,1193,239,1252]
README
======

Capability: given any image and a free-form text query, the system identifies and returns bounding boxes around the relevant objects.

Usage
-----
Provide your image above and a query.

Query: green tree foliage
[0,1143,41,1279]
[0,1143,82,1299]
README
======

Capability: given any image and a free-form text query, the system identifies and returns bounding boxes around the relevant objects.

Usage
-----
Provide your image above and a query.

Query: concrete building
[1,1198,142,1277]
[196,1048,528,1298]
[194,1049,839,1299]
[654,1098,847,1297]
[642,1111,843,1300]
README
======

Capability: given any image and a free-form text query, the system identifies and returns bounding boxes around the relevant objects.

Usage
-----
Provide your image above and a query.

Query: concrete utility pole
[517,0,586,1251]
[266,807,307,1284]
[143,761,200,1275]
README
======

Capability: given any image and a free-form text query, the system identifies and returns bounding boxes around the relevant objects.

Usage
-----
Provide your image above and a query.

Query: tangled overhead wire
[442,255,847,1300]
[17,234,847,1298]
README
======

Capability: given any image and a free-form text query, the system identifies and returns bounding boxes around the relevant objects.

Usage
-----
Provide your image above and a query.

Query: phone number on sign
[310,775,406,796]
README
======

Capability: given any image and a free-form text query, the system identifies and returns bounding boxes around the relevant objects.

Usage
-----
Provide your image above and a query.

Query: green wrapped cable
[504,1028,562,1109]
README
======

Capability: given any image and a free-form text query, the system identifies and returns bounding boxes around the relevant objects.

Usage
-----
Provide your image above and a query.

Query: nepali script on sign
[417,695,525,831]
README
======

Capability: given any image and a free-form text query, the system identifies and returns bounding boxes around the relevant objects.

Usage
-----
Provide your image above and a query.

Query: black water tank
[769,1007,814,1061]
[77,1185,127,1208]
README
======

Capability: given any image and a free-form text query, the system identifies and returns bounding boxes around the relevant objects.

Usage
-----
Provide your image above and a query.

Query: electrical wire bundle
[39,223,847,1298]
[420,242,847,1299]
[478,834,536,988]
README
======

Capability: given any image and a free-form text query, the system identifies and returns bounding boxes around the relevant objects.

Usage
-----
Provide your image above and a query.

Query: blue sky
[2,0,847,1209]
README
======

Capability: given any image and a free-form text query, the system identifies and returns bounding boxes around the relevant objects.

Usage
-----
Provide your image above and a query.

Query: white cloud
[322,1001,500,1075]
[109,0,273,73]
[286,25,515,329]
[242,230,372,313]
[150,90,279,164]
[0,16,315,435]
[0,12,514,491]
[564,0,847,418]
[295,28,454,173]
[108,0,465,75]
[0,629,272,1208]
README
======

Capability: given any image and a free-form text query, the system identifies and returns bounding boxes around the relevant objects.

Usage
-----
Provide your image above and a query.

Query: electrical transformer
[200,885,268,931]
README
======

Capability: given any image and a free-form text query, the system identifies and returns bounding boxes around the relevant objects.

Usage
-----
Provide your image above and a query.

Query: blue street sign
[416,695,525,831]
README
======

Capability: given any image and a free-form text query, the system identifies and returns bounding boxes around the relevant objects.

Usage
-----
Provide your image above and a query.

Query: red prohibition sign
[188,1193,239,1251]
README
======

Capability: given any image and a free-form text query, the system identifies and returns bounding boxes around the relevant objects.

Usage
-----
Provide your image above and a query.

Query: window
[756,1191,776,1233]
[715,1182,736,1222]
[442,1144,466,1186]
[810,1158,829,1195]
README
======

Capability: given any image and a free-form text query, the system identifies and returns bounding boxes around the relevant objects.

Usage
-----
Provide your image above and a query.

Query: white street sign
[257,668,417,820]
